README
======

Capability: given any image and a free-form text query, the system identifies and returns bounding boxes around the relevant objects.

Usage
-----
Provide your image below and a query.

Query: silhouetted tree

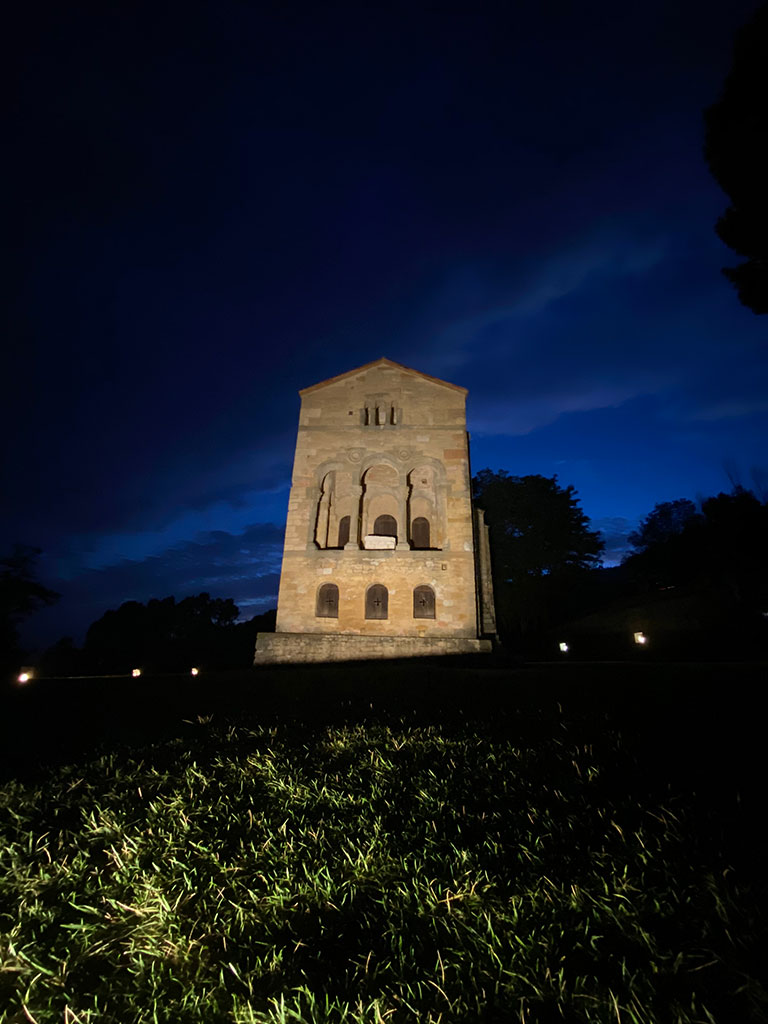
[228,608,277,666]
[84,592,247,672]
[628,499,702,552]
[39,636,87,677]
[699,487,768,608]
[0,546,59,675]
[84,600,147,672]
[622,487,768,647]
[473,471,604,642]
[622,500,705,593]
[704,2,768,314]
[41,602,276,676]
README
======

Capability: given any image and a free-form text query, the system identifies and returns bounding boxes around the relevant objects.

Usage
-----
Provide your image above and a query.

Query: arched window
[412,517,430,549]
[413,585,435,619]
[365,584,388,619]
[316,583,339,618]
[338,516,350,547]
[373,514,397,539]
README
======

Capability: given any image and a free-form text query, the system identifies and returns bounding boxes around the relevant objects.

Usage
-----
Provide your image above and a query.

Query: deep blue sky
[4,1,767,649]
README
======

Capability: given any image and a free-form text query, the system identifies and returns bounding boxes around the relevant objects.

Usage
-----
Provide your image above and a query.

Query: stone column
[315,485,330,548]
[396,490,410,549]
[345,485,363,549]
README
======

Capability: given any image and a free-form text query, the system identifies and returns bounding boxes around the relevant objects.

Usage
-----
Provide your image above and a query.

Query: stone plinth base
[254,632,493,665]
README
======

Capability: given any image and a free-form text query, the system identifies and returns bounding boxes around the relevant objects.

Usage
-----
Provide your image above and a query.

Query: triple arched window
[316,584,436,620]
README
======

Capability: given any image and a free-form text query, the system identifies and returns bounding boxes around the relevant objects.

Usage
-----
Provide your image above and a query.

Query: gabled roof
[299,357,467,397]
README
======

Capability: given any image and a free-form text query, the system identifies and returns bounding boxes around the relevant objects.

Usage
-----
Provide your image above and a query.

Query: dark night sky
[4,1,767,650]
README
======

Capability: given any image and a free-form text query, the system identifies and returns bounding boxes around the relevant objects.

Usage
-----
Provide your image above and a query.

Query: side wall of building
[473,507,498,638]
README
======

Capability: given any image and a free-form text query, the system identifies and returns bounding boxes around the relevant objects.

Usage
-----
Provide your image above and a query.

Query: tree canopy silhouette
[473,471,604,641]
[83,593,249,673]
[704,2,768,314]
[0,546,58,675]
[627,498,701,552]
[623,487,768,614]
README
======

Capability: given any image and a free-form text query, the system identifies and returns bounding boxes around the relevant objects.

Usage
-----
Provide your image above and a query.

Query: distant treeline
[473,472,768,658]
[39,595,277,677]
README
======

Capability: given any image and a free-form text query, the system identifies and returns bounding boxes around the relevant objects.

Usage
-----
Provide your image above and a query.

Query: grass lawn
[1,659,766,1023]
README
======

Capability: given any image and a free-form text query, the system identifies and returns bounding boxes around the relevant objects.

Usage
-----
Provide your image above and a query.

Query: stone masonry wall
[274,359,480,641]
[254,632,492,664]
[276,548,477,637]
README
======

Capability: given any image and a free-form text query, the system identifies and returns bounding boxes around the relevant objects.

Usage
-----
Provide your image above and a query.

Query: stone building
[254,358,496,663]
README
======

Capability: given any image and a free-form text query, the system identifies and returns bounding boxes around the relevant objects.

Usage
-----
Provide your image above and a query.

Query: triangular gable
[299,357,467,397]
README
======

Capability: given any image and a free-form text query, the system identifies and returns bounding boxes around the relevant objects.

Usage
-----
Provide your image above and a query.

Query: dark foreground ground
[2,658,766,871]
[3,655,766,791]
[1,657,766,1022]
[3,656,767,884]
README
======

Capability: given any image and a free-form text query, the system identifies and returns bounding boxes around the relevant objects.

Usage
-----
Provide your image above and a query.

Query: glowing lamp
[633,632,647,645]
[17,672,32,684]
[190,667,199,676]
[132,668,142,677]
[559,642,569,653]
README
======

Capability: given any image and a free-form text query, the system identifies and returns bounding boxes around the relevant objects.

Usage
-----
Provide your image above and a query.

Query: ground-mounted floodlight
[633,632,647,645]
[132,668,142,677]
[190,667,199,676]
[559,642,569,653]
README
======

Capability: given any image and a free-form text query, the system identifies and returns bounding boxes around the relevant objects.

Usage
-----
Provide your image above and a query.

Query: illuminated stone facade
[254,358,496,663]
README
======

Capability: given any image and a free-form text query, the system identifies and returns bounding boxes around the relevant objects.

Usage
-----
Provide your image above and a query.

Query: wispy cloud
[677,398,768,423]
[25,523,284,648]
[408,229,667,376]
[45,476,290,580]
[595,516,637,566]
[470,384,655,437]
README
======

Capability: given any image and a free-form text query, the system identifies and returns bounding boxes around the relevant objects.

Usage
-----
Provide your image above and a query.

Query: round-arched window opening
[337,515,351,547]
[373,514,397,539]
[413,585,436,619]
[316,583,339,618]
[365,584,388,619]
[411,517,430,549]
